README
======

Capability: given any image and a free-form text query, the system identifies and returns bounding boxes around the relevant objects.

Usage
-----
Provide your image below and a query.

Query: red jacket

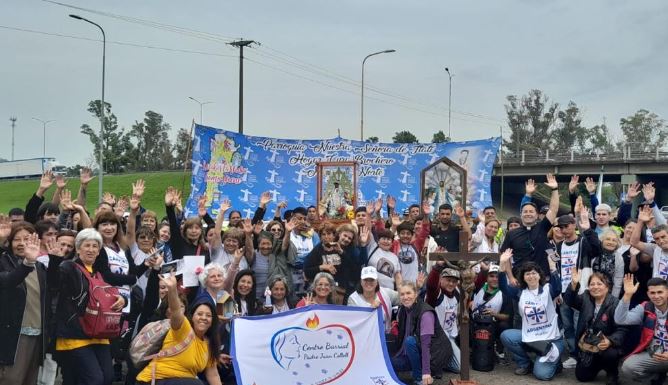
[626,301,666,360]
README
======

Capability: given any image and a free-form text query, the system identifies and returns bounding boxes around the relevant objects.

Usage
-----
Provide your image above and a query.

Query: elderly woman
[594,229,625,298]
[194,263,236,319]
[347,266,399,332]
[564,269,627,385]
[267,275,295,314]
[135,273,222,385]
[392,280,451,385]
[499,249,564,381]
[296,272,336,307]
[0,222,48,385]
[50,228,126,385]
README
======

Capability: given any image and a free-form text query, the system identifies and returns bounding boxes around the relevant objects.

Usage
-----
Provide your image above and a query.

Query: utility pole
[500,126,504,213]
[9,116,17,160]
[228,39,256,134]
[445,67,453,140]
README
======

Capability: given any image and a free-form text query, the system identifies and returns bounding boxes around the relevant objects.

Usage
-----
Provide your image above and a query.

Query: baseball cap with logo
[360,266,378,280]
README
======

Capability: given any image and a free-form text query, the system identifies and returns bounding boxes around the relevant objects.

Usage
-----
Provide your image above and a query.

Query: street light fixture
[360,49,396,141]
[70,13,105,203]
[32,117,55,158]
[188,97,214,125]
[445,67,453,140]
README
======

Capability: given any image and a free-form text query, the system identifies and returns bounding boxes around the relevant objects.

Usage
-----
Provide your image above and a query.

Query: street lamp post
[445,67,453,140]
[188,97,213,125]
[360,49,395,141]
[32,117,55,158]
[70,14,105,203]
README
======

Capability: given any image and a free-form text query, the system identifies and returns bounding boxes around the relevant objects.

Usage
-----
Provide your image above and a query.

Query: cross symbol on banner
[526,306,546,325]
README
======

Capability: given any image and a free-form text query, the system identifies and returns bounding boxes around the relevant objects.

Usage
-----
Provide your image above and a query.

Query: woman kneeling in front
[498,249,564,381]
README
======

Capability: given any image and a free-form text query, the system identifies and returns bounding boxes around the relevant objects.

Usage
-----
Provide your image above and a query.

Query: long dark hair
[188,301,220,362]
[517,262,547,289]
[233,269,259,315]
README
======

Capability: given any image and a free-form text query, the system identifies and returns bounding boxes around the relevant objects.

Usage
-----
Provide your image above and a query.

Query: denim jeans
[500,329,564,381]
[391,336,422,381]
[446,335,461,373]
[57,344,113,385]
[559,303,579,356]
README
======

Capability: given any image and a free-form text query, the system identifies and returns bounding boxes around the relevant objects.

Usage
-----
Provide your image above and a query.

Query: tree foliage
[173,128,192,169]
[392,131,418,144]
[619,109,667,152]
[365,136,379,143]
[80,100,133,173]
[431,130,449,143]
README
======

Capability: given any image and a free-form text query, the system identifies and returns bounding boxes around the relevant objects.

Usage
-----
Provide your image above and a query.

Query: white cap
[488,264,500,273]
[361,266,378,280]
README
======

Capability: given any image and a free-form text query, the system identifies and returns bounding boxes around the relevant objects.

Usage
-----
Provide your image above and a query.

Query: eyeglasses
[270,228,282,233]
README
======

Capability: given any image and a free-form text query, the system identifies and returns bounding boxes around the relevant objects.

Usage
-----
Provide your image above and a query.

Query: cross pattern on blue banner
[186,125,500,219]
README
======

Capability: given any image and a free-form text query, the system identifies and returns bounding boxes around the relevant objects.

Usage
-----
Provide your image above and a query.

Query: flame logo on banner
[306,314,320,329]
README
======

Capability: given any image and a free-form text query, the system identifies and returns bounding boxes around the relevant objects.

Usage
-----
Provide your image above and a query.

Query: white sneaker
[562,357,577,368]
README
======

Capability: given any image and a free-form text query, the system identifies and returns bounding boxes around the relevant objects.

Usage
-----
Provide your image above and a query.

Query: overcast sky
[1,0,667,166]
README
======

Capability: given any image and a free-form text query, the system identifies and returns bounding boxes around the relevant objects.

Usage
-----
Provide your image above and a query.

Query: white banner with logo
[231,305,404,385]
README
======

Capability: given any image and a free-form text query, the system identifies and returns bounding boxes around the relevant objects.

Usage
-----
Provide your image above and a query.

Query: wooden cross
[428,231,499,385]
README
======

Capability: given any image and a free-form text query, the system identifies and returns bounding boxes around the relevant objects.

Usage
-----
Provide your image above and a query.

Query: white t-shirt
[649,244,668,280]
[434,293,459,338]
[560,241,580,293]
[366,238,401,289]
[519,285,560,342]
[211,247,249,271]
[347,288,398,331]
[472,287,503,315]
[105,244,131,313]
[396,243,419,284]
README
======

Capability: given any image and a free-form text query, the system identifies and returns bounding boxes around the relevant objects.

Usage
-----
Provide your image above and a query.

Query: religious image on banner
[186,125,500,219]
[317,162,357,220]
[232,305,404,385]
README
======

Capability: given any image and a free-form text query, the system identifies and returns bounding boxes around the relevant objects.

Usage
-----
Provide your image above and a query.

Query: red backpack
[75,263,122,339]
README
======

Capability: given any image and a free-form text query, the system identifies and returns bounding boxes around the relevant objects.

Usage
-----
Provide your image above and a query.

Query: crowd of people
[1,169,668,385]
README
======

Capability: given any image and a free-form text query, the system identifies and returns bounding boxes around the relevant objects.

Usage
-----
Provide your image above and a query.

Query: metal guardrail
[497,147,668,165]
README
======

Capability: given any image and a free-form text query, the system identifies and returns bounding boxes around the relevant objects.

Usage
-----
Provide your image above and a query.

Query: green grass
[0,171,192,216]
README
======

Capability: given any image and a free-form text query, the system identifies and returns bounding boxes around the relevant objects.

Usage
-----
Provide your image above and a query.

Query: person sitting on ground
[564,269,627,385]
[471,263,513,359]
[614,274,668,385]
[392,280,452,385]
[498,248,564,381]
[347,266,400,332]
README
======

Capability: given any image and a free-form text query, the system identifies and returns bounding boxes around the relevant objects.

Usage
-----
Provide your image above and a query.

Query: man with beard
[429,203,471,253]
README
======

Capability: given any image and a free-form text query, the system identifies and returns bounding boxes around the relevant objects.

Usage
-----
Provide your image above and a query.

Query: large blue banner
[186,125,500,219]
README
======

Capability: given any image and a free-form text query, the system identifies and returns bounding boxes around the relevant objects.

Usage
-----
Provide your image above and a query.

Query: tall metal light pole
[32,117,55,158]
[445,67,453,140]
[9,116,17,160]
[70,14,105,203]
[361,49,395,141]
[228,40,256,134]
[188,97,213,125]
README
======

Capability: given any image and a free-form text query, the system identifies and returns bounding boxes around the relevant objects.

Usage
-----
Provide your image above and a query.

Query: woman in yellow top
[136,271,222,385]
[49,228,126,385]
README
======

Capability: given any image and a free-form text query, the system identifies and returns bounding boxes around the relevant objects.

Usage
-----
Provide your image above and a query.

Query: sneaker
[514,366,531,375]
[562,357,577,369]
[495,350,505,360]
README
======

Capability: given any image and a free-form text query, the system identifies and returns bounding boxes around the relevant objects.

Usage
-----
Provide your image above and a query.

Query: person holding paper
[165,187,210,263]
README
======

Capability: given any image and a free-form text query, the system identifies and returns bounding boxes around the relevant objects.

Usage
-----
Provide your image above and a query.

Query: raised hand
[374,198,383,215]
[129,195,141,212]
[24,233,41,263]
[387,195,396,210]
[525,179,537,196]
[568,175,579,194]
[38,170,54,194]
[579,207,591,231]
[638,205,653,223]
[302,293,314,306]
[55,174,67,189]
[253,221,263,235]
[164,187,176,206]
[499,249,513,267]
[103,192,116,206]
[571,268,581,288]
[242,218,253,234]
[0,214,10,240]
[422,200,431,215]
[626,182,641,202]
[574,195,584,214]
[233,247,245,264]
[79,167,93,186]
[366,201,375,215]
[277,201,288,210]
[642,182,656,203]
[115,196,129,217]
[284,218,296,234]
[544,173,558,190]
[132,179,145,198]
[158,272,178,291]
[173,190,183,210]
[454,205,466,219]
[391,213,402,228]
[45,238,63,257]
[197,195,208,217]
[60,189,74,211]
[416,271,426,289]
[623,274,639,296]
[359,225,370,245]
[219,199,231,213]
[259,191,272,207]
[585,177,597,194]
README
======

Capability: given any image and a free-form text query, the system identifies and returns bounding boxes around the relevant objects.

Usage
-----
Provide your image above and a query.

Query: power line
[0,25,237,58]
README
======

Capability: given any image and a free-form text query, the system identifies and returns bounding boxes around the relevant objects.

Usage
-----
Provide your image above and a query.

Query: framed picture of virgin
[316,162,358,221]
